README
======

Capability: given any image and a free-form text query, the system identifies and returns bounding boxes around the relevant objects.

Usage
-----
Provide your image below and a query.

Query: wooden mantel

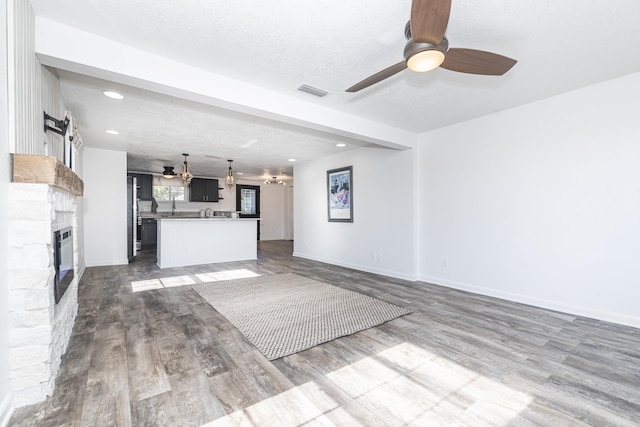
[11,154,84,196]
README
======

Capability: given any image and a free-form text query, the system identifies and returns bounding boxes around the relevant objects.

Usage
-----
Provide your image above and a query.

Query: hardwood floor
[9,240,640,426]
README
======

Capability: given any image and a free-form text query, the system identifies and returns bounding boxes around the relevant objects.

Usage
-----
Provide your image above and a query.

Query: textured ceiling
[29,0,640,180]
[57,71,371,179]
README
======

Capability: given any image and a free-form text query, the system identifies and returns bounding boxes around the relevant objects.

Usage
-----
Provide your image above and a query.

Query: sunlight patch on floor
[196,269,260,282]
[131,269,260,292]
[130,279,163,292]
[160,275,196,287]
[201,382,332,426]
[201,341,533,426]
[326,342,533,425]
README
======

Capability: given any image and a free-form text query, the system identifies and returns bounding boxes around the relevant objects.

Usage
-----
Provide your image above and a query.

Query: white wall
[83,147,128,266]
[1,2,13,422]
[295,147,416,280]
[260,183,287,241]
[286,185,294,240]
[7,0,42,156]
[74,146,85,275]
[418,72,640,328]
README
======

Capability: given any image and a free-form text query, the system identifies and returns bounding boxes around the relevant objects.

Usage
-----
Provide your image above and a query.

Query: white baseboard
[0,392,14,427]
[293,252,417,282]
[77,263,86,281]
[84,258,129,267]
[420,275,640,329]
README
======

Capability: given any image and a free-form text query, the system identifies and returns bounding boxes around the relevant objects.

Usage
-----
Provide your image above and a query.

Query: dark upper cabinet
[189,178,219,202]
[129,173,153,200]
[189,178,206,202]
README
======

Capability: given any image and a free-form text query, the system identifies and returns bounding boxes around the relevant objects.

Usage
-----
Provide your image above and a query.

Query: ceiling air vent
[297,84,329,98]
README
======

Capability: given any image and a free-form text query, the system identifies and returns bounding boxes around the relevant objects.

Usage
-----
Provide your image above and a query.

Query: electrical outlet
[442,257,448,268]
[371,252,377,261]
[305,241,309,249]
[378,251,383,261]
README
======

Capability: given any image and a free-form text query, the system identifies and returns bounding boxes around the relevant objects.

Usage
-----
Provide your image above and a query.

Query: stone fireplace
[8,154,83,407]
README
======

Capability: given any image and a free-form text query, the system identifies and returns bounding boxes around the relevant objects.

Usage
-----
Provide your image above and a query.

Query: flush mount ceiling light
[162,166,176,178]
[103,90,124,100]
[178,153,193,185]
[405,37,449,73]
[265,176,286,185]
[224,159,236,189]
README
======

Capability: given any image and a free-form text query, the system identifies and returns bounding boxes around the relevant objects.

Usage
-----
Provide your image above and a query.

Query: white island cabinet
[156,218,258,268]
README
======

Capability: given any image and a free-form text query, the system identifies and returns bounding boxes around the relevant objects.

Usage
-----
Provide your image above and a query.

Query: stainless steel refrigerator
[127,176,138,261]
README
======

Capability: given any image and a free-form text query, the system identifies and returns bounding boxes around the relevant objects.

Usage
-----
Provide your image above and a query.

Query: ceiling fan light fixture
[407,49,445,72]
[162,166,176,178]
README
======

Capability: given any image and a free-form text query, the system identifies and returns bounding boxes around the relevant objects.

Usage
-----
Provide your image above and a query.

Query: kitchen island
[156,217,258,268]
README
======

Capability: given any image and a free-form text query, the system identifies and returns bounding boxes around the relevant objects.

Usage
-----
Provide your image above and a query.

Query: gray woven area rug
[192,273,412,360]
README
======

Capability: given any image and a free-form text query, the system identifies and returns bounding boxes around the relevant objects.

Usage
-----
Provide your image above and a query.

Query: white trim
[0,392,14,427]
[77,264,86,282]
[6,0,16,154]
[420,275,640,329]
[85,259,129,268]
[293,252,418,282]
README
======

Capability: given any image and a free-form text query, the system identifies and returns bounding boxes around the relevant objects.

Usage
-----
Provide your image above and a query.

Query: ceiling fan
[346,0,517,92]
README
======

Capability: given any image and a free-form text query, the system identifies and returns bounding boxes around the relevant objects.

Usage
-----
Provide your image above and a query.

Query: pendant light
[162,166,176,178]
[179,153,193,185]
[224,159,236,189]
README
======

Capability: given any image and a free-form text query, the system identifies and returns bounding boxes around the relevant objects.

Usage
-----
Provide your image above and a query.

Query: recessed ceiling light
[288,158,296,162]
[105,130,119,135]
[103,91,124,100]
[336,143,346,148]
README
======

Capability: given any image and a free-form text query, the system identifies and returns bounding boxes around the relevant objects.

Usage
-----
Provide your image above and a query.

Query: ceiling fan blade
[346,61,407,92]
[411,0,451,44]
[441,48,517,75]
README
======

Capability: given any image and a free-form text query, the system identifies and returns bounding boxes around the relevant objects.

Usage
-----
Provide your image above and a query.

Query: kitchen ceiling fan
[346,0,517,92]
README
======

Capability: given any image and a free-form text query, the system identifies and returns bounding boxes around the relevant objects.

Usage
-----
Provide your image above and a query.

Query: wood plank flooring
[9,240,640,426]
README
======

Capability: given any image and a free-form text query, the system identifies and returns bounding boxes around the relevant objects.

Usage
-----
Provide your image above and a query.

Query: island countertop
[156,217,261,221]
[156,217,258,268]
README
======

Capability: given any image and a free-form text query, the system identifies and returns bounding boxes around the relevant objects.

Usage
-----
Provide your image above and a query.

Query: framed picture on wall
[327,166,353,222]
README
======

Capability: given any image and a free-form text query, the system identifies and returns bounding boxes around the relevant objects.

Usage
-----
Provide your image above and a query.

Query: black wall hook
[43,111,70,137]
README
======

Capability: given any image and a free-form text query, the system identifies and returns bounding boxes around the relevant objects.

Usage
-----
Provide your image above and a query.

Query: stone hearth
[8,155,83,407]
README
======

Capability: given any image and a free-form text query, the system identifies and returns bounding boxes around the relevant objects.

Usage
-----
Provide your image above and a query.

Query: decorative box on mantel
[8,154,83,407]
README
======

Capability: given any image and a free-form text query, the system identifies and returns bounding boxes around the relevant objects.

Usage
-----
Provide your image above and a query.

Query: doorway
[236,184,261,240]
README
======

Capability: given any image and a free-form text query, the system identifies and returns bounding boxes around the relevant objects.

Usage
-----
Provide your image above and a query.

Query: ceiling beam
[35,17,416,151]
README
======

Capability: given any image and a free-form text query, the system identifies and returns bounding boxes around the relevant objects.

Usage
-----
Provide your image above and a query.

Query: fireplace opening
[54,226,74,304]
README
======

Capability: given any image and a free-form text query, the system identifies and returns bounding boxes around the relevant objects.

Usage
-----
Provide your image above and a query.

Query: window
[152,177,186,201]
[240,188,256,214]
[236,185,260,218]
